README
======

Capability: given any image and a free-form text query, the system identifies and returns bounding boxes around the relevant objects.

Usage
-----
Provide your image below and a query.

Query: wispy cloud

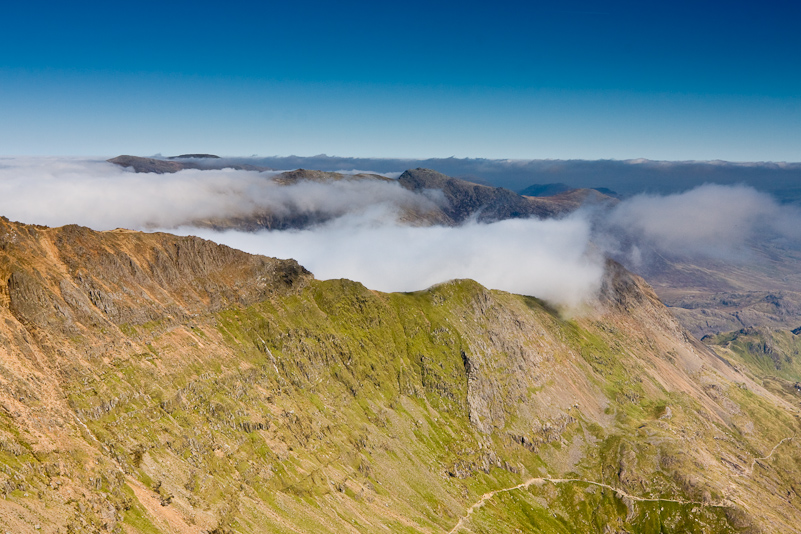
[599,184,801,265]
[0,157,440,230]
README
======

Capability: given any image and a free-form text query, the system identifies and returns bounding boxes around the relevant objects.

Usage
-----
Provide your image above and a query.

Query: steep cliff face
[0,217,799,533]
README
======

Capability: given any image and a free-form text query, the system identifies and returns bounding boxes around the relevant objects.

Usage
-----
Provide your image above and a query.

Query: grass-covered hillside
[0,217,799,533]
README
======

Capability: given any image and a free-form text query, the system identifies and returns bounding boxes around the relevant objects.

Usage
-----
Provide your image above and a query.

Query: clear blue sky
[1,0,799,160]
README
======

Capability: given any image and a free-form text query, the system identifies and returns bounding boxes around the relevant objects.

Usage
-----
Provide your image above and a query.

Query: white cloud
[0,157,439,230]
[602,184,801,262]
[180,211,604,309]
[5,158,798,310]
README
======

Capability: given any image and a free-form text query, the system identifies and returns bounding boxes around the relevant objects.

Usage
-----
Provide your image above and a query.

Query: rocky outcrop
[398,167,612,224]
[0,219,798,533]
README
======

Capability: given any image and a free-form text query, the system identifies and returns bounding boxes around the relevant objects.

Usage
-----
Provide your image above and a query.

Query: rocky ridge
[0,217,799,532]
[108,155,270,174]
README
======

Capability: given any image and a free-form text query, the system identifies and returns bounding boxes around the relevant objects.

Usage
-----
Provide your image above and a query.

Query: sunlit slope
[704,326,801,404]
[0,217,799,533]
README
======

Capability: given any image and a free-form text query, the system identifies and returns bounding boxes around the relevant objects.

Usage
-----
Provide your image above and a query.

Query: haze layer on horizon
[2,1,799,161]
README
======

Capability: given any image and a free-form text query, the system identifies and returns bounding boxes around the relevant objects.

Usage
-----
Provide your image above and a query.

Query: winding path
[746,436,796,476]
[447,477,721,534]
[449,434,799,532]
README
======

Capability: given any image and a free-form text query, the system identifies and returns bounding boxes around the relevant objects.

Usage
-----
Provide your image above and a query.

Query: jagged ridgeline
[0,217,799,533]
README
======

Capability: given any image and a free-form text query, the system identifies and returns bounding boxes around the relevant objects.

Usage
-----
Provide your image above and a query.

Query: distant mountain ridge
[519,182,621,198]
[106,157,616,229]
[108,154,801,203]
[125,154,801,203]
[167,153,221,159]
[398,167,612,223]
[108,154,271,173]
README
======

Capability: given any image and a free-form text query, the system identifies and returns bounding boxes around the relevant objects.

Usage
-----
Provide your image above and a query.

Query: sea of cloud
[182,211,603,309]
[0,157,439,229]
[2,157,798,309]
[599,184,801,267]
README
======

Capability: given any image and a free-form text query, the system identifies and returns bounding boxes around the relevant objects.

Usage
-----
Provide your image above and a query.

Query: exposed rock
[107,155,270,173]
[0,218,797,532]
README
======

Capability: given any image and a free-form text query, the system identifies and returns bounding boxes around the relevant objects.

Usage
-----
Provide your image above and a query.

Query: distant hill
[274,168,392,185]
[108,154,270,173]
[520,183,621,198]
[519,182,574,196]
[167,153,221,159]
[107,155,188,174]
[398,168,614,224]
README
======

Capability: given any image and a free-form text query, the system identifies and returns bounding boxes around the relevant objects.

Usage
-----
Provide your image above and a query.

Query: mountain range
[0,215,800,532]
[112,154,801,204]
[1,157,800,532]
[106,157,801,339]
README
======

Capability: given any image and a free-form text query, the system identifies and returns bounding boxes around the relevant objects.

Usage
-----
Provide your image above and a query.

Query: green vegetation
[705,327,801,381]
[1,220,799,532]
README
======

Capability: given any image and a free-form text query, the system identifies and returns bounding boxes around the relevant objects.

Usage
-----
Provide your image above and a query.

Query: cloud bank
[601,184,801,266]
[183,212,603,309]
[0,157,440,230]
[2,157,799,308]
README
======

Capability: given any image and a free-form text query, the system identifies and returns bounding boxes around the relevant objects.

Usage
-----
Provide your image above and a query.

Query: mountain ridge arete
[0,216,798,532]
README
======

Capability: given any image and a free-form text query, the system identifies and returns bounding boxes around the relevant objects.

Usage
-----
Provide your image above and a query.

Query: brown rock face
[0,217,798,533]
[398,167,612,224]
[1,220,310,335]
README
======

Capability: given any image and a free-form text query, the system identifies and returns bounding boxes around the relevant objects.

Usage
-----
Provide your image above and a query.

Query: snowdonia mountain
[108,155,271,174]
[0,217,799,533]
[396,168,611,224]
[139,156,801,204]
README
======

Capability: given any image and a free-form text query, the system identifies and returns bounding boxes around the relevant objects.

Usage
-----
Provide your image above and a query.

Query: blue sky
[1,0,799,160]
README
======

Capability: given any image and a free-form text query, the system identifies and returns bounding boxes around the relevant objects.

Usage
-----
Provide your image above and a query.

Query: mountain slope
[397,168,611,223]
[0,218,799,533]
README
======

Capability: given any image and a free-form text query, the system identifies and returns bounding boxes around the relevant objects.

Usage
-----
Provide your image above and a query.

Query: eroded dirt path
[746,436,796,476]
[447,478,542,534]
[449,435,799,532]
[446,476,721,534]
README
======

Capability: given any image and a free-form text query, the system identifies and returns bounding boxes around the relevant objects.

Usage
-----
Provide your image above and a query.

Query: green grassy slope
[0,219,799,533]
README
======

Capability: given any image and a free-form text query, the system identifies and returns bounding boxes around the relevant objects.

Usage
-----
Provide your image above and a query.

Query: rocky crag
[0,217,799,533]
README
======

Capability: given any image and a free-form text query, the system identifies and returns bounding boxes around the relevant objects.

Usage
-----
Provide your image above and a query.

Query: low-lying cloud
[182,212,604,309]
[600,184,801,266]
[0,157,440,230]
[2,157,799,309]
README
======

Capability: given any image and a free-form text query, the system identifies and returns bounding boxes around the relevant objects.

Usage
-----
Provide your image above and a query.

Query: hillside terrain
[0,217,800,533]
[396,168,610,224]
[634,241,801,338]
[106,156,801,338]
[106,160,610,230]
